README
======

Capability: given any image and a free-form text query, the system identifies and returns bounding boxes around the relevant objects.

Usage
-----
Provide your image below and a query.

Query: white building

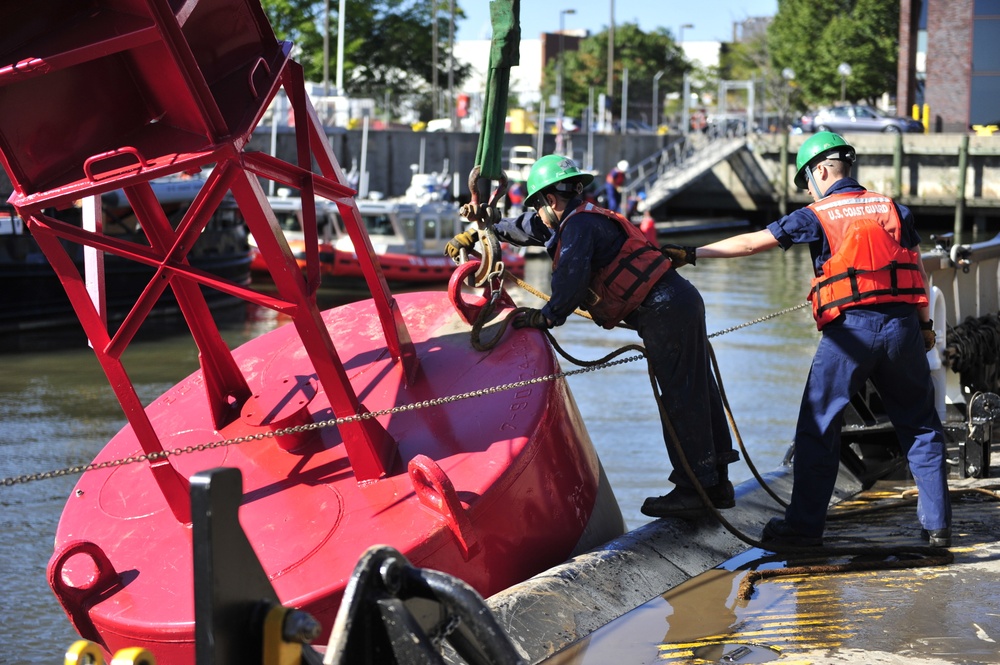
[452,38,719,111]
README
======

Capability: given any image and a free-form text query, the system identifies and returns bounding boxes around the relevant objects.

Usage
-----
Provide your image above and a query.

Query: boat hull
[49,290,624,659]
[251,242,526,287]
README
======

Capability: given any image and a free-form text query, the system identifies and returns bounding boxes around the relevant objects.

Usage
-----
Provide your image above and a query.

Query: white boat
[250,194,526,287]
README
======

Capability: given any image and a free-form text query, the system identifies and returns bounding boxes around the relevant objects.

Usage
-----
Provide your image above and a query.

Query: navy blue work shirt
[767,178,922,275]
[492,197,626,325]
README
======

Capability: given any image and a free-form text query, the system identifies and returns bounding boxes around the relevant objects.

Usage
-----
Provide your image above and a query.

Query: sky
[455,0,779,43]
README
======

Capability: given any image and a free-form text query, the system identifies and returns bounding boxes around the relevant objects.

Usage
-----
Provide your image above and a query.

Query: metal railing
[622,121,750,210]
[924,232,1000,326]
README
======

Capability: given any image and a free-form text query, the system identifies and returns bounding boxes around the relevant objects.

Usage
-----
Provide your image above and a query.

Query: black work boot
[641,481,735,519]
[710,464,735,509]
[760,517,823,548]
[921,527,951,547]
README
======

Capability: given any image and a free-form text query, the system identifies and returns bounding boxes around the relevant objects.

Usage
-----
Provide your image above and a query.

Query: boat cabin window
[418,216,440,253]
[274,211,301,232]
[363,213,394,236]
[397,215,420,253]
[326,210,347,236]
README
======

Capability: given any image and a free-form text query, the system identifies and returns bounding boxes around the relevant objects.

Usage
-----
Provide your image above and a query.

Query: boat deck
[541,473,1000,664]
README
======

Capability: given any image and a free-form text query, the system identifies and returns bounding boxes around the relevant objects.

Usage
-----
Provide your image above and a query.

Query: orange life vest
[553,202,672,329]
[808,191,928,330]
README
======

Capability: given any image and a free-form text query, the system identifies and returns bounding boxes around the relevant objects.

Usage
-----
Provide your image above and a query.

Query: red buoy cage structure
[0,1,624,659]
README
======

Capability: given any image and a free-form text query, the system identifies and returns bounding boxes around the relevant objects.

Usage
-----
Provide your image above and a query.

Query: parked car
[587,120,656,133]
[424,117,479,132]
[543,117,579,133]
[619,120,656,133]
[800,105,924,134]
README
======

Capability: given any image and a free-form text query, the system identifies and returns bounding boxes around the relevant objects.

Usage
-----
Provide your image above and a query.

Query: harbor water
[0,227,913,663]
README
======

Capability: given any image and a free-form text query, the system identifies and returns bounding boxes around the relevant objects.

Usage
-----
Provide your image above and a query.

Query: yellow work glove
[920,319,936,351]
[445,229,479,260]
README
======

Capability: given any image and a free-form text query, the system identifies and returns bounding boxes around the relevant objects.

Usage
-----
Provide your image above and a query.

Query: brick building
[897,0,1000,132]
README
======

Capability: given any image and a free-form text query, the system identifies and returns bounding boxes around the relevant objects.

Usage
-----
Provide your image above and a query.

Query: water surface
[0,230,824,663]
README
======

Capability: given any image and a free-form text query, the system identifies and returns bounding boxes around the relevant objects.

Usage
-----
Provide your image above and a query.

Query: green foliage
[261,0,324,76]
[768,0,898,106]
[260,0,470,107]
[552,22,691,125]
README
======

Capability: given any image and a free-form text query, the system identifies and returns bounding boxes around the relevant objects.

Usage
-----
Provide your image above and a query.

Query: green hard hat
[526,154,594,206]
[794,131,857,189]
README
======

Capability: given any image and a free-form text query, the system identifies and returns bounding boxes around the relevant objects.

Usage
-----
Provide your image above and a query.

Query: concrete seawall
[2,130,995,229]
[241,128,998,228]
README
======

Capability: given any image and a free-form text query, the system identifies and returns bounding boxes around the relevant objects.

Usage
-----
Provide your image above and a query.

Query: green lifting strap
[474,0,520,181]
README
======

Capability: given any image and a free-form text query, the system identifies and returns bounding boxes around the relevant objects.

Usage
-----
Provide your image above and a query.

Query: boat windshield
[363,213,395,236]
[420,217,439,250]
[274,210,301,232]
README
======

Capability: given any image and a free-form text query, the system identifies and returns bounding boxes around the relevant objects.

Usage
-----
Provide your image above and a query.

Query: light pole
[323,0,329,96]
[677,24,693,131]
[678,23,693,48]
[335,0,345,93]
[447,0,455,129]
[781,67,796,131]
[652,70,664,130]
[838,62,852,103]
[557,9,576,152]
[606,0,614,132]
[432,1,439,119]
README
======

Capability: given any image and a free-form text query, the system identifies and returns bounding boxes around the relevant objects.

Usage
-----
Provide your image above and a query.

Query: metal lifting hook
[459,166,510,287]
[464,165,509,218]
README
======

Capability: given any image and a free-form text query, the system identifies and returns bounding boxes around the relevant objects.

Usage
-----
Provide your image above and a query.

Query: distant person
[447,154,738,519]
[640,210,658,246]
[688,131,952,548]
[603,160,628,213]
[690,109,707,133]
[506,180,526,215]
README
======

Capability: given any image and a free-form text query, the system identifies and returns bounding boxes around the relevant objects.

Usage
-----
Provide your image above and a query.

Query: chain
[707,301,809,339]
[1,353,644,488]
[428,611,462,650]
[3,300,807,488]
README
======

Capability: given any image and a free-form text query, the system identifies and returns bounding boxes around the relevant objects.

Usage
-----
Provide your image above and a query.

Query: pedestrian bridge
[625,130,750,215]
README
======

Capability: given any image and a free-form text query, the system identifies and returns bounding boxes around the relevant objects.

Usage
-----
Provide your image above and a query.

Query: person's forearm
[697,229,778,259]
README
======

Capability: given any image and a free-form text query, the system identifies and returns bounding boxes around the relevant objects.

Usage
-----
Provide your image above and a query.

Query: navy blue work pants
[785,304,951,536]
[625,269,736,489]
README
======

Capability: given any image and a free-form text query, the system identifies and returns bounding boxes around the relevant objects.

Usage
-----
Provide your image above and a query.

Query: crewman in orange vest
[686,132,951,548]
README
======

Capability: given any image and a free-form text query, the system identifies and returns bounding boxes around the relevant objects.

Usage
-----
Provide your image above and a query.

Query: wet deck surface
[542,477,1000,664]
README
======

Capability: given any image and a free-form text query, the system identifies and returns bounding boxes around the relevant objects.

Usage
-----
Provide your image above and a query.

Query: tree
[822,0,899,104]
[554,23,691,127]
[260,0,470,118]
[261,0,324,77]
[719,26,803,131]
[768,0,898,107]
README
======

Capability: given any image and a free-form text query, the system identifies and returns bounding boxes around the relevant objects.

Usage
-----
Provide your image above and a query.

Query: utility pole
[652,70,664,130]
[323,0,330,96]
[557,9,576,153]
[604,0,615,132]
[335,0,345,93]
[448,0,455,128]
[432,1,439,119]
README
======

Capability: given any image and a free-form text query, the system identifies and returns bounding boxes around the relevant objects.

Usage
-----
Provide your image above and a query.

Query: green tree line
[261,0,900,127]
